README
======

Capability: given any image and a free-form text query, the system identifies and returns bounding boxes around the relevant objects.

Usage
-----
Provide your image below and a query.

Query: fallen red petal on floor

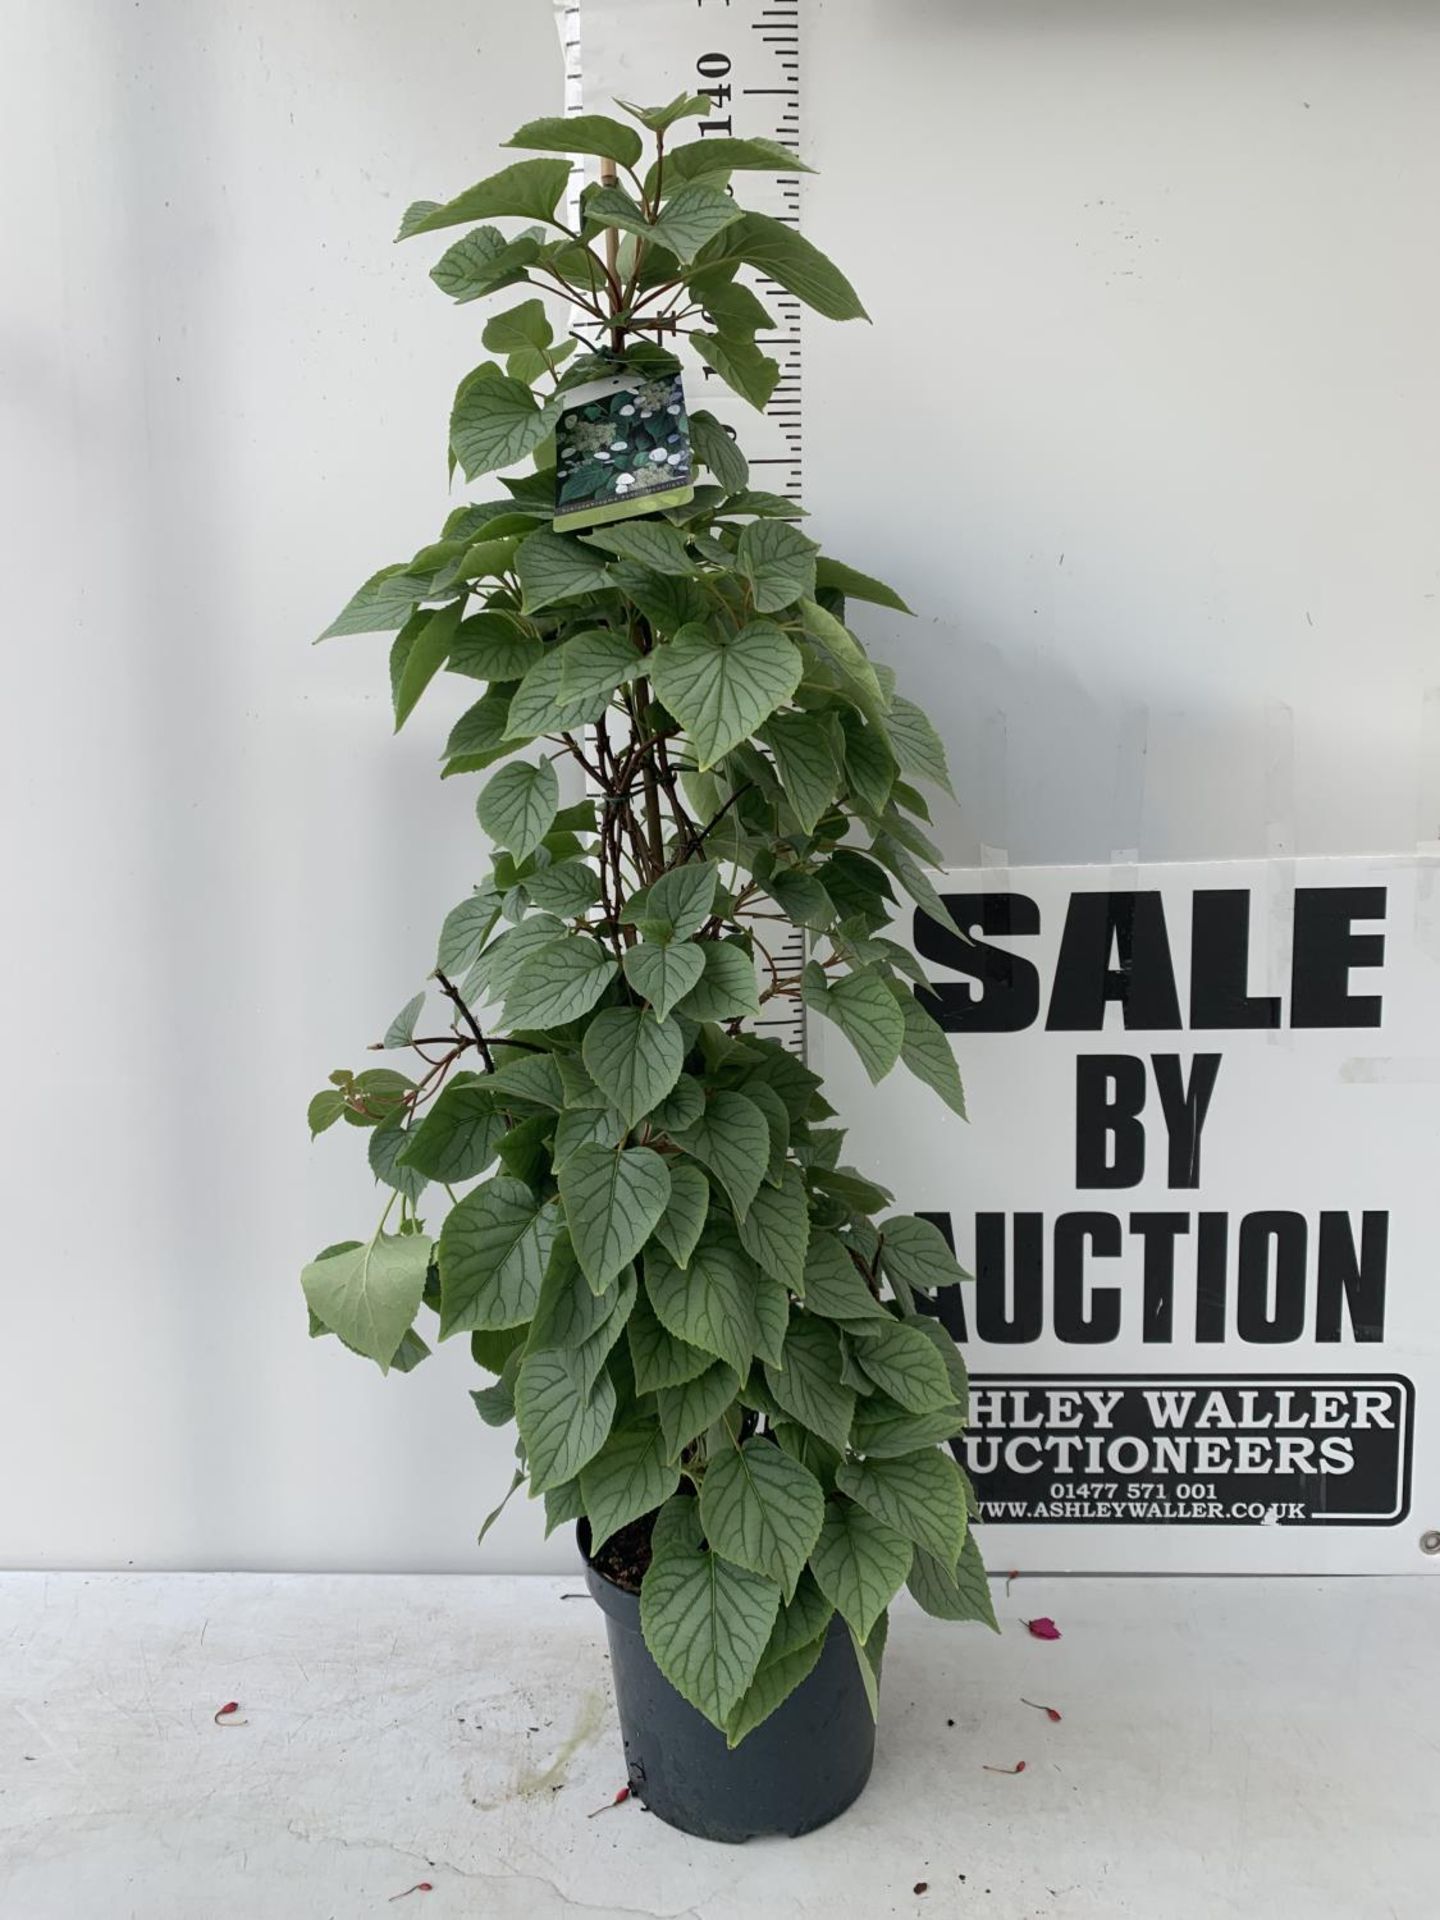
[1025,1616,1062,1640]
[1022,1698,1063,1722]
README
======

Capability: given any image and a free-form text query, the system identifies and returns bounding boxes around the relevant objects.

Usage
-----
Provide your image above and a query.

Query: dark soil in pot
[581,1516,878,1844]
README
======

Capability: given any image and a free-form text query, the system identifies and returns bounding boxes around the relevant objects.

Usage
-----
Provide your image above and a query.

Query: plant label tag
[552,369,694,533]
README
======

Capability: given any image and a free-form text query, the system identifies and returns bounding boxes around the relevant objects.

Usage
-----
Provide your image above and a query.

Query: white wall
[803,0,1440,868]
[4,0,1438,1571]
[0,0,573,1570]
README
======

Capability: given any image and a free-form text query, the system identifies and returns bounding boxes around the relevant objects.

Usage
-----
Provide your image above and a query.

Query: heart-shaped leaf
[559,1145,672,1292]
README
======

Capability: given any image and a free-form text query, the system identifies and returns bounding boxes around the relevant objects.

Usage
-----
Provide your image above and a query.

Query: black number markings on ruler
[694,0,804,504]
[693,1,808,1052]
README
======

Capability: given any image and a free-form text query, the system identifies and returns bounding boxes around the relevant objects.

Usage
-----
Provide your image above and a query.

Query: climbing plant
[303,95,994,1747]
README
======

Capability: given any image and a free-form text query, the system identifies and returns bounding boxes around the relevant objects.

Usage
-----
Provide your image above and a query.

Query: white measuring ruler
[562,0,811,1057]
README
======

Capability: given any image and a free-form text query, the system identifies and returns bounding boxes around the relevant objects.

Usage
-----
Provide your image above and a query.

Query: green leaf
[525,860,601,917]
[763,1314,856,1453]
[655,1360,742,1460]
[878,1213,970,1292]
[307,1089,345,1136]
[724,1633,825,1749]
[475,758,559,863]
[582,1007,685,1128]
[840,712,898,815]
[814,556,912,614]
[651,619,803,770]
[835,1451,967,1566]
[759,711,841,834]
[506,113,643,170]
[689,410,748,493]
[367,1113,429,1202]
[627,1287,713,1394]
[850,1394,966,1459]
[449,613,543,683]
[501,935,617,1029]
[553,628,639,712]
[894,989,968,1121]
[616,93,710,135]
[674,940,760,1023]
[515,530,613,614]
[470,914,564,999]
[674,1090,770,1220]
[437,1177,561,1334]
[848,1611,887,1722]
[552,1103,627,1169]
[665,135,814,182]
[543,1477,585,1537]
[716,210,868,321]
[302,1231,431,1371]
[442,694,523,776]
[640,1510,782,1730]
[515,1347,617,1493]
[798,598,886,719]
[800,1232,893,1324]
[622,940,706,1022]
[584,518,697,576]
[430,227,541,304]
[884,695,953,793]
[341,1067,414,1127]
[319,565,428,640]
[470,1351,520,1427]
[699,1438,825,1602]
[766,1569,834,1660]
[398,158,572,236]
[559,1144,672,1292]
[381,993,426,1049]
[652,1075,706,1128]
[651,1157,710,1268]
[505,649,595,738]
[846,1318,955,1413]
[391,599,463,730]
[690,330,779,412]
[808,1500,912,1643]
[907,1536,997,1631]
[450,372,553,481]
[528,1236,622,1355]
[804,966,904,1083]
[628,863,718,943]
[735,1165,810,1292]
[579,1422,681,1551]
[649,183,743,262]
[482,297,553,353]
[866,839,958,942]
[766,870,833,932]
[476,1464,526,1544]
[610,562,710,635]
[645,1229,762,1380]
[695,279,777,340]
[583,183,651,237]
[737,520,819,614]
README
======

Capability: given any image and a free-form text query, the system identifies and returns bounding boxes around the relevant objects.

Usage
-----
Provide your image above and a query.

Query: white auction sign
[573,4,1439,1572]
[813,858,1439,1574]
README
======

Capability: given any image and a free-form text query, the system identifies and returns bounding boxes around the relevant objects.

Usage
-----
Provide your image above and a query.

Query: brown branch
[693,781,755,851]
[434,969,495,1072]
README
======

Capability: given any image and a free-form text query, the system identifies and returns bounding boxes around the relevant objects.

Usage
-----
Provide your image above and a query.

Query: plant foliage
[303,99,991,1748]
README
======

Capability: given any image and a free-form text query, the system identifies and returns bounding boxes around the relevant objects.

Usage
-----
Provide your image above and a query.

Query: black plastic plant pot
[581,1527,878,1844]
